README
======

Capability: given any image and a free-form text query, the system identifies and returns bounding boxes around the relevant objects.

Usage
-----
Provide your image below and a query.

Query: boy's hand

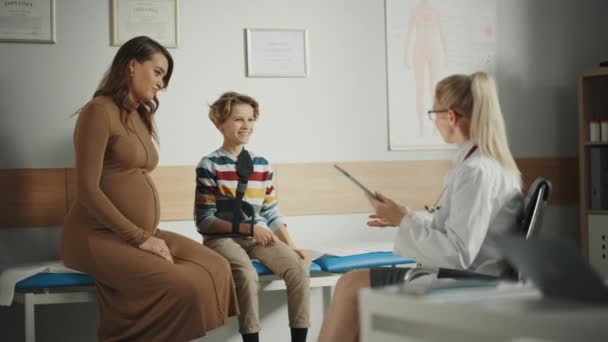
[253,226,276,247]
[292,248,311,268]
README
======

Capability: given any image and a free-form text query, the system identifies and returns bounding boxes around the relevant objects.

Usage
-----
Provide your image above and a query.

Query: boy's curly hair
[209,91,259,125]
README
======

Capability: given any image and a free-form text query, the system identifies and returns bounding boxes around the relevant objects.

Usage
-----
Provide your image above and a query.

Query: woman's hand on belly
[139,236,174,263]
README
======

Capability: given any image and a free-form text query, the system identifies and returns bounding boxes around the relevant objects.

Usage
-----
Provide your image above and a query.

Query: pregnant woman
[61,36,238,341]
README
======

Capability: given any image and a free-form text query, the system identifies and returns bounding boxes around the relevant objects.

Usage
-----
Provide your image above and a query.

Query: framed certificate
[0,0,55,43]
[245,28,309,78]
[112,0,179,48]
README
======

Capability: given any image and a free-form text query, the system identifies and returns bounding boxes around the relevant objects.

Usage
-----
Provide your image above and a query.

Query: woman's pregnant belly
[100,169,160,232]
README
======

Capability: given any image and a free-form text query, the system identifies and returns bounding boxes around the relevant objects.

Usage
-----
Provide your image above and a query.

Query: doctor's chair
[403,176,553,282]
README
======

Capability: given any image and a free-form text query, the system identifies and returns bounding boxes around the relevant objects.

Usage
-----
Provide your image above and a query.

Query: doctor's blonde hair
[435,72,521,186]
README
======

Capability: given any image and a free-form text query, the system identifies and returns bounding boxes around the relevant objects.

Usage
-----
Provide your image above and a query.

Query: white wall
[1,0,607,341]
[496,0,608,158]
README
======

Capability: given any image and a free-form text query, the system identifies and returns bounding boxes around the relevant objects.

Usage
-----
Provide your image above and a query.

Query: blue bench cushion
[314,252,415,272]
[15,261,323,290]
[252,260,322,276]
[15,272,95,290]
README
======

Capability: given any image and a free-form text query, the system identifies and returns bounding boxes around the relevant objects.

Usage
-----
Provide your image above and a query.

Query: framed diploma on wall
[112,0,179,48]
[245,28,309,78]
[0,0,56,43]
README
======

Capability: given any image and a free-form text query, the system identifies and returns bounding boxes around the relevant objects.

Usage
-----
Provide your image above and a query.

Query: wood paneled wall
[0,157,578,227]
[274,160,450,215]
[0,169,67,227]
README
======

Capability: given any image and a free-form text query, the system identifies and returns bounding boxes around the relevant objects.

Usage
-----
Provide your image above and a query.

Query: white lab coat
[394,140,524,276]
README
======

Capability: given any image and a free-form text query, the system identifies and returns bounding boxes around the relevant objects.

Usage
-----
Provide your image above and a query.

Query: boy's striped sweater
[195,148,286,235]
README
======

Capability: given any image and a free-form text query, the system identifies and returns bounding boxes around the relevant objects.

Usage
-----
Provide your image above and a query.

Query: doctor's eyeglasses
[427,108,464,121]
[426,109,449,121]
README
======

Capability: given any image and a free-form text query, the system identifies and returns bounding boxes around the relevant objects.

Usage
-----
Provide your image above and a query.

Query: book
[590,147,608,209]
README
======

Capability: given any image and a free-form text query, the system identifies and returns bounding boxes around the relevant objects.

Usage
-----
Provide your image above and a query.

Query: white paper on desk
[399,279,540,303]
[0,261,82,306]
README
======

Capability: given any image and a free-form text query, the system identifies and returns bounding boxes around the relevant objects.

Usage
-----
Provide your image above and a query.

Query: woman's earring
[130,72,134,77]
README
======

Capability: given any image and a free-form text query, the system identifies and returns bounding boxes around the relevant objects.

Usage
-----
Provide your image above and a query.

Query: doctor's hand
[366,192,409,228]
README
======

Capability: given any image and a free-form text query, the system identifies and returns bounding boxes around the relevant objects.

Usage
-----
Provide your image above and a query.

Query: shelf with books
[585,142,608,146]
[587,210,608,215]
[578,68,608,266]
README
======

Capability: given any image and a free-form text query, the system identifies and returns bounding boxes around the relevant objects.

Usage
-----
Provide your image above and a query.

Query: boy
[195,91,310,342]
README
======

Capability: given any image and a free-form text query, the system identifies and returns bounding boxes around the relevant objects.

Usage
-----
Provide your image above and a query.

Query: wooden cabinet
[577,68,608,275]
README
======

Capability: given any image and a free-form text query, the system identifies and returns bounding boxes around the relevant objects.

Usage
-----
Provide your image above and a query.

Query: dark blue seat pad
[15,261,323,290]
[16,272,95,290]
[252,260,322,276]
[314,252,415,272]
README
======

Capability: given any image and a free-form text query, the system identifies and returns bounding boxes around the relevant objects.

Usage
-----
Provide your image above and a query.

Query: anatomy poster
[386,0,496,150]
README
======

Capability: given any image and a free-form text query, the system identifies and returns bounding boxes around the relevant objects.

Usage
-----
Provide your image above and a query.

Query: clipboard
[333,164,380,201]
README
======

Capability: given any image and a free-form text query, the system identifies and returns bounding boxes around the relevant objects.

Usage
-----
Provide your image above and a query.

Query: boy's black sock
[291,327,308,342]
[242,332,259,342]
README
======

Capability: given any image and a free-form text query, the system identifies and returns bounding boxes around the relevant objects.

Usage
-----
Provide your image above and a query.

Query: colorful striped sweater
[195,149,286,236]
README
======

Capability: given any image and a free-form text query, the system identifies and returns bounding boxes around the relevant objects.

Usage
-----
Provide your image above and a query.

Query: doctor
[318,71,524,342]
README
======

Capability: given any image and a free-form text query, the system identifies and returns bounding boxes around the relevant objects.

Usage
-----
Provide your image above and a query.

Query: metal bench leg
[322,285,332,316]
[24,293,35,342]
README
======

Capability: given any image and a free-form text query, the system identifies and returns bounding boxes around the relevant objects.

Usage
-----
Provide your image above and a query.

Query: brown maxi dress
[61,96,238,342]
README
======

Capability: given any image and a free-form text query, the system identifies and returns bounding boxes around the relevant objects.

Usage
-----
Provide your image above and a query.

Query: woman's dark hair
[93,36,173,141]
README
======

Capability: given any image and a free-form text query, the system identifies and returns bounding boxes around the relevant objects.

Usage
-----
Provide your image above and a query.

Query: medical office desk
[359,282,608,342]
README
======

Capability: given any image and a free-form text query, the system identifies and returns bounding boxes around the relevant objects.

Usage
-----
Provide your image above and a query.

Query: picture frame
[112,0,179,48]
[385,0,496,151]
[0,0,56,43]
[245,28,308,78]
